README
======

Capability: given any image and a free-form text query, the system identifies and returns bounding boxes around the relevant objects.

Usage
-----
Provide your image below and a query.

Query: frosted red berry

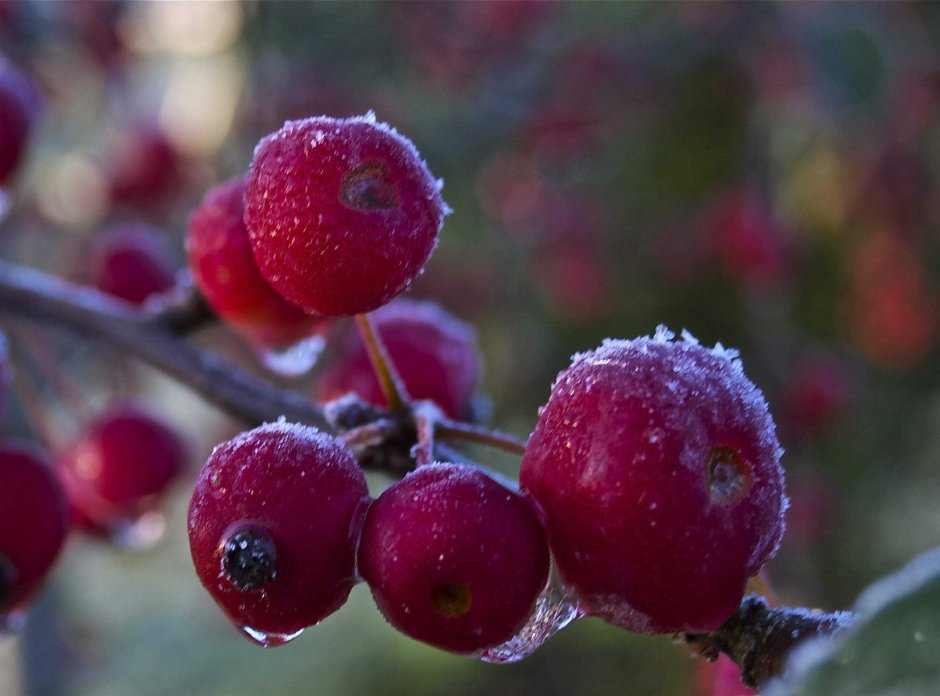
[520,327,786,634]
[0,444,68,627]
[187,177,328,347]
[92,224,176,305]
[244,113,448,316]
[57,402,186,540]
[358,462,550,654]
[0,58,40,186]
[316,299,480,419]
[188,422,369,643]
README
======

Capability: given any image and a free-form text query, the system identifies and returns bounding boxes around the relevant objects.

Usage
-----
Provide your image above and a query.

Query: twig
[0,259,328,430]
[682,595,855,691]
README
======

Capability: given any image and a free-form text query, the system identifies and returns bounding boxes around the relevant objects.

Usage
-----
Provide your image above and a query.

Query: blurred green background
[4,1,940,694]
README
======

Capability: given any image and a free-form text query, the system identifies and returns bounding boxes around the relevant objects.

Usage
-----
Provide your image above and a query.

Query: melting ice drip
[239,625,304,648]
[257,335,326,378]
[479,573,584,664]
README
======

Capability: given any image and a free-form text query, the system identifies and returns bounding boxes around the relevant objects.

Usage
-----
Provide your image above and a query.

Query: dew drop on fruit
[257,335,326,378]
[478,573,584,664]
[108,511,167,551]
[238,624,304,647]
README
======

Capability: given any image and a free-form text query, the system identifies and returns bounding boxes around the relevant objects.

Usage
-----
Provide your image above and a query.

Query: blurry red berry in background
[57,401,186,541]
[782,350,852,437]
[106,124,181,209]
[0,444,68,630]
[187,177,329,348]
[0,57,41,187]
[845,232,937,370]
[699,190,791,290]
[695,654,756,696]
[92,224,177,305]
[780,469,838,552]
[316,299,481,420]
[533,247,615,324]
[64,0,129,72]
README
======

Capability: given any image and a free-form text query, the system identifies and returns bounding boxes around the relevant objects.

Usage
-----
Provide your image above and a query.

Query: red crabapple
[358,462,550,654]
[106,124,181,208]
[0,444,68,630]
[188,421,369,644]
[0,57,40,187]
[92,224,177,305]
[57,401,186,543]
[187,177,328,348]
[520,327,786,634]
[316,299,480,419]
[244,113,448,316]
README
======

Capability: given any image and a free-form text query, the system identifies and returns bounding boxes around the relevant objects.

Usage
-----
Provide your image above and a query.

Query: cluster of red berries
[182,114,786,659]
[0,399,187,628]
[0,53,788,665]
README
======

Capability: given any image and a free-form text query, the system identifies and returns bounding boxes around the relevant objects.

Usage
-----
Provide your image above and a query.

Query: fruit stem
[436,418,527,456]
[354,313,410,411]
[412,402,438,466]
[341,419,397,451]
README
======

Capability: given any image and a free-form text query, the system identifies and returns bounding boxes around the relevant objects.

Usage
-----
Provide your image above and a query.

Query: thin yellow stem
[436,418,527,456]
[354,313,410,411]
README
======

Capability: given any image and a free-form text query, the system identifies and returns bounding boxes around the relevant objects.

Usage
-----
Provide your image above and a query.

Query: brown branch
[0,259,329,430]
[682,594,856,691]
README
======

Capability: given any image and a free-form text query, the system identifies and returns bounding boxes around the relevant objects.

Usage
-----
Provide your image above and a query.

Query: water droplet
[108,511,167,551]
[257,336,326,378]
[0,608,27,634]
[239,624,304,647]
[479,574,584,664]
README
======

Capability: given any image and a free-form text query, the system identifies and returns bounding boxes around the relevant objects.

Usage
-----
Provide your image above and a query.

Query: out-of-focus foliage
[769,548,940,696]
[3,1,940,694]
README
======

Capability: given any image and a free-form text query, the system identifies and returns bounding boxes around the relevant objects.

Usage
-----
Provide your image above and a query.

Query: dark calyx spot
[0,554,16,608]
[341,160,398,210]
[222,527,278,591]
[706,445,751,503]
[431,583,472,618]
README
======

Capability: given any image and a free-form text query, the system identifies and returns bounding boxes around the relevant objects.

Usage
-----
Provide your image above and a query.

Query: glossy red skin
[0,445,68,614]
[0,59,38,186]
[187,177,328,347]
[58,403,186,533]
[359,463,550,654]
[520,332,786,634]
[244,114,447,316]
[188,422,369,636]
[316,299,480,419]
[93,225,176,305]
